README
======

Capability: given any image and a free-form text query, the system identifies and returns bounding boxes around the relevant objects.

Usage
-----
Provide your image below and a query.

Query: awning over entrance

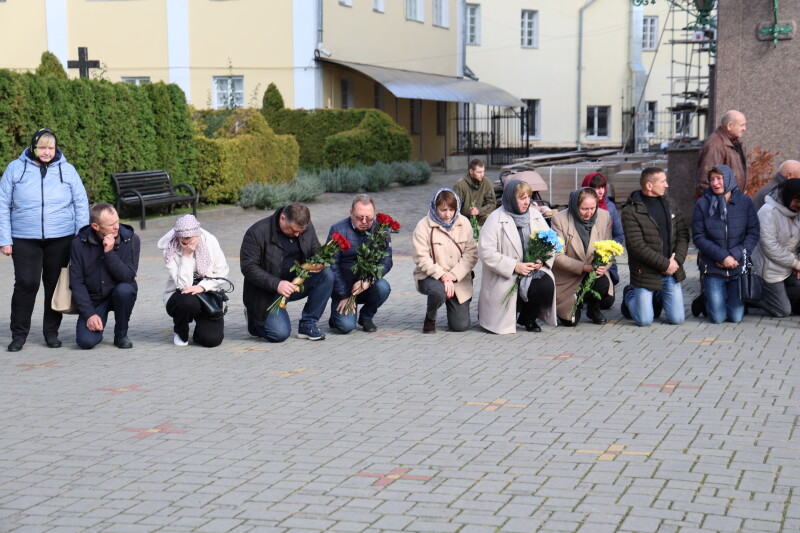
[318,58,524,108]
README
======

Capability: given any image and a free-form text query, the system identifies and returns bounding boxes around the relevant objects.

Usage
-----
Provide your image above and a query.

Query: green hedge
[263,86,411,169]
[0,67,196,204]
[194,109,299,203]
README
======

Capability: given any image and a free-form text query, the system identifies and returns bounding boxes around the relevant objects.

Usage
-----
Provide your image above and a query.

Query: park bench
[112,170,197,229]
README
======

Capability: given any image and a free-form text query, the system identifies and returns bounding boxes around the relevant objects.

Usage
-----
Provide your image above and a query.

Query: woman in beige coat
[412,188,478,333]
[478,180,557,334]
[551,187,614,326]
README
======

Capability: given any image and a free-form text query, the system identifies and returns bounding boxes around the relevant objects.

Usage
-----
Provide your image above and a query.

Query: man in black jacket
[241,203,333,342]
[70,203,140,349]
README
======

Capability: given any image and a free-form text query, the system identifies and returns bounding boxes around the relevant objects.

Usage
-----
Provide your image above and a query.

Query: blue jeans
[330,278,391,333]
[625,275,685,326]
[252,269,334,343]
[75,282,138,349]
[704,275,744,324]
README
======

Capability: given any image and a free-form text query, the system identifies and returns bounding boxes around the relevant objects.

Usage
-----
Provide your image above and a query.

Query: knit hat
[173,215,202,238]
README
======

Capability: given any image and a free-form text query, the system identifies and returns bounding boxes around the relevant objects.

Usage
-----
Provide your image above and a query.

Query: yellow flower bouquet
[570,239,624,321]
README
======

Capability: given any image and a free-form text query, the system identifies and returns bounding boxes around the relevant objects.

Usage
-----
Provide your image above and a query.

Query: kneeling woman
[412,188,478,333]
[478,179,556,333]
[158,215,230,347]
[551,188,615,326]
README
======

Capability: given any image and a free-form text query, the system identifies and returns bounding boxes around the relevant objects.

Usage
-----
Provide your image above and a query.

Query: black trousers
[166,291,224,347]
[585,273,614,310]
[518,274,555,323]
[10,236,73,340]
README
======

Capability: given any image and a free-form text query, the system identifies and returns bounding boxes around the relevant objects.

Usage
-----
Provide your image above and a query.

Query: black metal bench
[112,170,197,229]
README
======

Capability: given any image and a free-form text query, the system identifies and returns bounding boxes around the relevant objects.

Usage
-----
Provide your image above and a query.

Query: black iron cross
[67,47,100,79]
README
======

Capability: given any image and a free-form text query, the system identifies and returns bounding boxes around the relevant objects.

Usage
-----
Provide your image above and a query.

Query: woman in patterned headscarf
[157,214,229,346]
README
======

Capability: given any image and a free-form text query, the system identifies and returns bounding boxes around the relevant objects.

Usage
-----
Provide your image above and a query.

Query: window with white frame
[520,10,538,48]
[433,0,449,28]
[212,76,244,109]
[586,105,610,138]
[643,16,658,50]
[466,4,480,45]
[373,0,384,12]
[406,0,424,22]
[410,99,422,134]
[646,101,657,135]
[524,99,540,138]
[121,77,150,85]
[341,78,353,109]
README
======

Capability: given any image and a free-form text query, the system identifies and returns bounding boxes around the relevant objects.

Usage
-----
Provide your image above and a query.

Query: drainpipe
[629,3,646,152]
[577,0,598,151]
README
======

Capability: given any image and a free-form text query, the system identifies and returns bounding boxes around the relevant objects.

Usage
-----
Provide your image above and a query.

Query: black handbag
[194,276,234,320]
[738,248,761,301]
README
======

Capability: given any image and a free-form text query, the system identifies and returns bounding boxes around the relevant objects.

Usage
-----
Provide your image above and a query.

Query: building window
[520,10,538,48]
[643,16,658,50]
[586,105,610,138]
[374,83,385,111]
[340,78,353,109]
[339,0,352,5]
[433,0,449,28]
[524,99,540,138]
[410,99,422,134]
[436,102,447,136]
[646,101,657,135]
[121,77,150,85]
[212,76,244,109]
[406,0,424,22]
[373,0,384,12]
[466,4,480,45]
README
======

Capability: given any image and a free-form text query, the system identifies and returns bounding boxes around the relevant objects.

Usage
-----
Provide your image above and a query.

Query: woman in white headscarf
[157,215,229,346]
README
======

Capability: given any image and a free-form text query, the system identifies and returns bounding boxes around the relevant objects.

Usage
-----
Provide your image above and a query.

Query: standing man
[695,110,747,197]
[70,203,139,349]
[453,158,497,225]
[328,194,392,333]
[240,203,333,342]
[752,160,800,212]
[621,168,690,326]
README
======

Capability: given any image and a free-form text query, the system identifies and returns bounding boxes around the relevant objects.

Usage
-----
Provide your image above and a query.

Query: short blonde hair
[515,181,533,197]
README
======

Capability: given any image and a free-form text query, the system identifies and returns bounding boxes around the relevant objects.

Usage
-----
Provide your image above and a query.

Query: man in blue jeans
[240,203,333,342]
[327,194,392,333]
[620,167,689,326]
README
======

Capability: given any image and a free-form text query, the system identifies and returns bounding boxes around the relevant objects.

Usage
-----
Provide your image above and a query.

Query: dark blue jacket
[692,188,760,278]
[70,223,140,320]
[327,217,393,300]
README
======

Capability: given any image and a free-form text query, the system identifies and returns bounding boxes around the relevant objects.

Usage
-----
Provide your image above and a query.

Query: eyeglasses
[353,215,374,223]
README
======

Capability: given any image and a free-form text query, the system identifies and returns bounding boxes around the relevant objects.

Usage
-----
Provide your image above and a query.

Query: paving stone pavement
[1,171,799,533]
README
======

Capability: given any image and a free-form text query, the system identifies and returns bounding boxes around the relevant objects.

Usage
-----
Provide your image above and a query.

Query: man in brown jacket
[695,110,747,197]
[453,159,497,225]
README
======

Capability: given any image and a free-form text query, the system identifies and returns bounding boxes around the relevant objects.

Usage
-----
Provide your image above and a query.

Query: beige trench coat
[412,214,479,304]
[551,208,614,320]
[477,207,557,334]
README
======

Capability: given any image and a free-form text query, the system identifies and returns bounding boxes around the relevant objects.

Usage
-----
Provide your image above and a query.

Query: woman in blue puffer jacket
[692,164,760,324]
[0,129,90,352]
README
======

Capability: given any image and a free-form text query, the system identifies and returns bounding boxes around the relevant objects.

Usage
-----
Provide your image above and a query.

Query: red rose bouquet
[267,232,351,313]
[342,213,399,314]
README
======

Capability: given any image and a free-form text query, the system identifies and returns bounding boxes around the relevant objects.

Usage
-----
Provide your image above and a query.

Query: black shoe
[423,318,436,333]
[558,316,577,327]
[586,306,608,325]
[525,319,541,332]
[691,293,705,317]
[358,316,377,333]
[7,338,25,352]
[621,285,632,319]
[45,335,62,348]
[114,336,133,349]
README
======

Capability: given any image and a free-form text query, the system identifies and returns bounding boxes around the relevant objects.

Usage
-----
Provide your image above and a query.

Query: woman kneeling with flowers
[478,180,557,334]
[412,189,478,333]
[551,188,616,326]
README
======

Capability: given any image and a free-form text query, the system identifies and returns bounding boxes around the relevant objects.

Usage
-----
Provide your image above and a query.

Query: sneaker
[173,333,189,347]
[297,324,326,341]
[358,316,377,333]
[621,285,632,320]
